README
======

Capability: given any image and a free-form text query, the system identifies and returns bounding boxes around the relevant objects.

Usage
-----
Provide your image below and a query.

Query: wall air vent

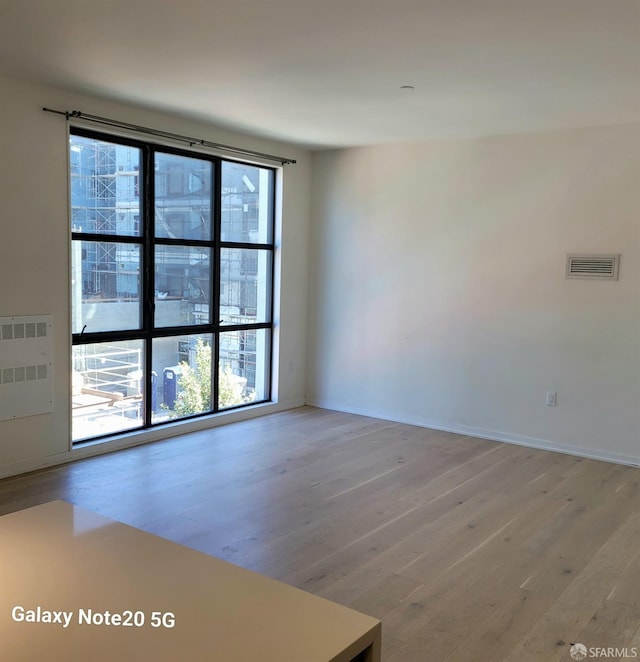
[0,315,53,421]
[566,254,620,280]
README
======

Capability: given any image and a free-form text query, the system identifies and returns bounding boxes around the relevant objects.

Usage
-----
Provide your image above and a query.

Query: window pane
[155,153,212,240]
[70,134,276,445]
[221,162,273,243]
[219,329,270,409]
[220,248,271,325]
[151,334,213,422]
[72,340,145,441]
[70,135,141,236]
[155,245,211,327]
[71,240,141,334]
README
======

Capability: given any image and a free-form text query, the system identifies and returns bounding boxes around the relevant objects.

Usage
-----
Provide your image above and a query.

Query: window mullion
[143,144,155,427]
[212,156,222,413]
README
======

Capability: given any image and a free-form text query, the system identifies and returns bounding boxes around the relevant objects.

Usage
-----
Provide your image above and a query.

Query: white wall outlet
[546,391,557,406]
[288,360,295,374]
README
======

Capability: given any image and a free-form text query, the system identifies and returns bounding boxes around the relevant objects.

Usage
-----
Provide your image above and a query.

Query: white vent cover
[0,315,53,421]
[566,254,620,280]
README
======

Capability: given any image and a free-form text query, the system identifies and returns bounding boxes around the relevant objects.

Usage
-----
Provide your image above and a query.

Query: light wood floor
[1,407,639,661]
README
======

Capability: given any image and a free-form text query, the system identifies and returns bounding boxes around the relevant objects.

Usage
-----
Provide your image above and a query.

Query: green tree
[172,338,211,418]
[218,364,247,409]
[171,339,250,417]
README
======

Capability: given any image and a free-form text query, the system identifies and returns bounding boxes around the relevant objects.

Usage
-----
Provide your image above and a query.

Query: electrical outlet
[288,360,295,374]
[546,391,557,406]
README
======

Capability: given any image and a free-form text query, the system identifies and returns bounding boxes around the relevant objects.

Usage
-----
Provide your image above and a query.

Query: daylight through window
[70,129,275,442]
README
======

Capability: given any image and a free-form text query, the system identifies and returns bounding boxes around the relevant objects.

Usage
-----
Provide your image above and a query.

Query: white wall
[308,124,640,465]
[0,74,311,478]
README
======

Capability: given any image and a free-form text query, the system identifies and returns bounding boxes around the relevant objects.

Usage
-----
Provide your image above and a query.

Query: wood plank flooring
[1,406,639,661]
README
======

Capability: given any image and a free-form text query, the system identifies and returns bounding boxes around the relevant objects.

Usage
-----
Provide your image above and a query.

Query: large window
[70,129,275,443]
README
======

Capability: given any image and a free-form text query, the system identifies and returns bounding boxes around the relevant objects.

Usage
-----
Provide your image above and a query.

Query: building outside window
[70,129,275,443]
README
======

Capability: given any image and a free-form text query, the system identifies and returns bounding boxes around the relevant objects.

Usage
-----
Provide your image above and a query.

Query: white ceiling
[0,0,638,149]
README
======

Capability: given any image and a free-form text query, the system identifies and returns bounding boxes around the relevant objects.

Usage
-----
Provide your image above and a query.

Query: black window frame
[70,127,276,444]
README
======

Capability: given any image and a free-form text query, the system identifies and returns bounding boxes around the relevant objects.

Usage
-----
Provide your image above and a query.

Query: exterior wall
[307,124,640,465]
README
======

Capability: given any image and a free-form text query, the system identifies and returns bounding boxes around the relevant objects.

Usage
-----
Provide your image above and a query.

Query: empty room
[0,1,638,661]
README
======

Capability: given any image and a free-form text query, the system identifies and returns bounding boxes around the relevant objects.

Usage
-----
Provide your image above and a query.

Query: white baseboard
[305,398,640,468]
[0,398,305,480]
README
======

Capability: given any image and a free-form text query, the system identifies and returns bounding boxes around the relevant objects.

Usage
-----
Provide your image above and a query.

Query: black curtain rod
[42,107,297,165]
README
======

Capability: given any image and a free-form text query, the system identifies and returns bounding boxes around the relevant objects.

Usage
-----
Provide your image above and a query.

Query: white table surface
[0,500,381,662]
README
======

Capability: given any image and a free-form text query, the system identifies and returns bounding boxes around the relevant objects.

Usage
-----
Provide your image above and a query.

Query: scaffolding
[73,343,142,400]
[70,137,140,300]
[72,343,144,440]
[70,136,270,421]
